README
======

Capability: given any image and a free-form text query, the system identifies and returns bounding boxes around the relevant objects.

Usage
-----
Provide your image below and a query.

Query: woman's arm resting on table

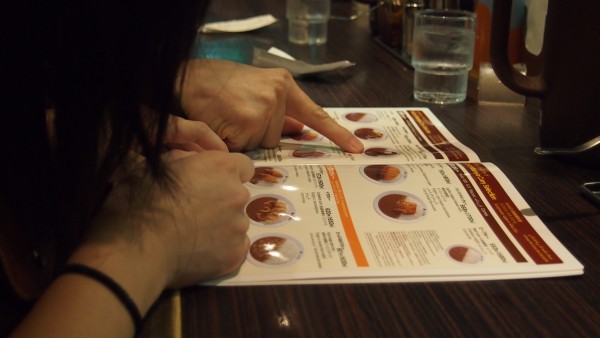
[10,151,254,338]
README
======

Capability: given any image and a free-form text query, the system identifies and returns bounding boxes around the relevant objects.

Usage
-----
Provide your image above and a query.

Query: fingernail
[349,138,364,153]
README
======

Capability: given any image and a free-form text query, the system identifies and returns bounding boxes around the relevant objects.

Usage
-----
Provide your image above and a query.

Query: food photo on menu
[246,194,296,227]
[206,108,583,286]
[353,127,387,141]
[248,166,288,187]
[361,164,408,184]
[247,234,304,268]
[373,191,427,222]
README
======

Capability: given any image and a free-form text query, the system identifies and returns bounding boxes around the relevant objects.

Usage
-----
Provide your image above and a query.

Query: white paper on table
[267,47,296,60]
[199,14,278,33]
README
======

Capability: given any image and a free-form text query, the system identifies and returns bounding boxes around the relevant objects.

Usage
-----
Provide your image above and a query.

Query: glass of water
[286,0,331,45]
[411,10,476,104]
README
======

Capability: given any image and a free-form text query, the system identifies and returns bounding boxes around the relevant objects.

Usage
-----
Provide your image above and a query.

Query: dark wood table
[141,1,600,337]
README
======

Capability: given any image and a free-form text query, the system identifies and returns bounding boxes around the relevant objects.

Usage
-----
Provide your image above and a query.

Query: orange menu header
[325,165,369,267]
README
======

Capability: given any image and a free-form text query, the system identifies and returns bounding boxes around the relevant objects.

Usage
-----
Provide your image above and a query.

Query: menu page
[244,107,480,165]
[210,162,583,285]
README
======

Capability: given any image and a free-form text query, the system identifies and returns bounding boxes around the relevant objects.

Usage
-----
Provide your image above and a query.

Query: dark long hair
[0,0,210,281]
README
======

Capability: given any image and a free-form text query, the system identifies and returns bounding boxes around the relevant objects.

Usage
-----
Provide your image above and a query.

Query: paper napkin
[199,14,278,33]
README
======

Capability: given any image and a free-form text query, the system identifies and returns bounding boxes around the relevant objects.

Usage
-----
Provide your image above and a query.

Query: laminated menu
[208,108,583,285]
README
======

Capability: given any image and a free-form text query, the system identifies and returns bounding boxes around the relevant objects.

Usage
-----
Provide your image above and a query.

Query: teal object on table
[190,36,254,64]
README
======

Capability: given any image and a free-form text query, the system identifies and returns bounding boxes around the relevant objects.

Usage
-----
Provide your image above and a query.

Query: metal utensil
[251,48,355,77]
[533,135,600,155]
[581,181,600,208]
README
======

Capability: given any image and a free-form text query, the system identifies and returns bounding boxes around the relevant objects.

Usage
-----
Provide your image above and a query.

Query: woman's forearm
[10,231,170,338]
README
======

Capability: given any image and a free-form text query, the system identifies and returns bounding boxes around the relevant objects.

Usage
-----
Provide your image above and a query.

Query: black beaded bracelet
[59,264,143,337]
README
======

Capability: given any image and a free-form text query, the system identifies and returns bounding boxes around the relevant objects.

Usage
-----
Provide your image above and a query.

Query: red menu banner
[458,163,563,264]
[408,110,471,162]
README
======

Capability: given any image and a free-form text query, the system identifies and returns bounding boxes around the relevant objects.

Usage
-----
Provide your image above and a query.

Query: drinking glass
[286,0,331,45]
[411,10,476,104]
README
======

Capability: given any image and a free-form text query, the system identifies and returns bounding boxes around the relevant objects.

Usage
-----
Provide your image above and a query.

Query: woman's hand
[178,59,364,153]
[155,151,254,287]
[69,151,254,313]
[165,115,228,152]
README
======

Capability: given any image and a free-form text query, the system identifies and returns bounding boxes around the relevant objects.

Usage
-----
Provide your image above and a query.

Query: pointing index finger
[285,83,364,153]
